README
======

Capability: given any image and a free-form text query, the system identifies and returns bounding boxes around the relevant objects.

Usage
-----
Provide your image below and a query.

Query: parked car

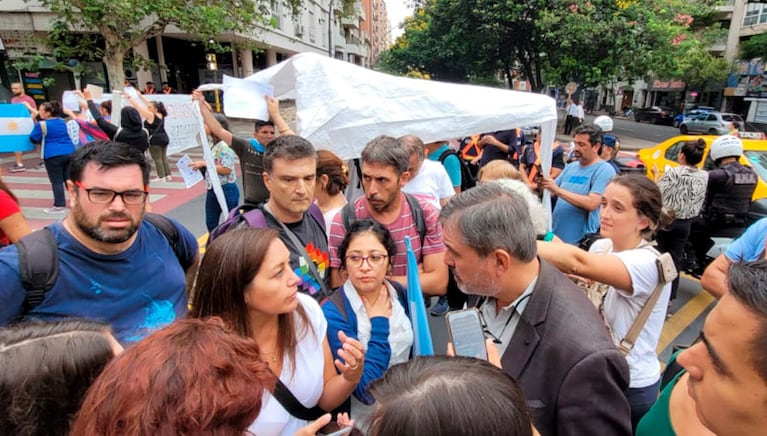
[672,106,715,128]
[636,135,767,200]
[679,111,745,135]
[634,106,675,125]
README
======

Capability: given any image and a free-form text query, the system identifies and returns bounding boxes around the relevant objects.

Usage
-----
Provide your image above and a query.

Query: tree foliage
[37,0,302,89]
[740,33,767,61]
[379,0,726,91]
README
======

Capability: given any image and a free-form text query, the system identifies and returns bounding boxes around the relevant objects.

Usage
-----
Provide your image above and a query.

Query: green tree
[740,33,767,60]
[380,0,724,91]
[38,0,301,90]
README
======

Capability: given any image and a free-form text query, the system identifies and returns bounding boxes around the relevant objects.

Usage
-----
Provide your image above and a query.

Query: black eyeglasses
[75,181,148,205]
[477,309,503,344]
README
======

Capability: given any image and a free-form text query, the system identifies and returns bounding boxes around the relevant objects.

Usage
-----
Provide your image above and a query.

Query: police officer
[594,115,621,174]
[691,135,757,270]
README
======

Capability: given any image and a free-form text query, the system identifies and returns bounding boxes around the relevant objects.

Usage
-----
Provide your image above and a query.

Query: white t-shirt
[248,293,327,436]
[591,239,671,389]
[403,159,455,211]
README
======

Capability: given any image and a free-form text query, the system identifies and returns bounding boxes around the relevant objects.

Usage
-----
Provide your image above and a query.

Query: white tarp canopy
[244,53,558,226]
[245,52,557,164]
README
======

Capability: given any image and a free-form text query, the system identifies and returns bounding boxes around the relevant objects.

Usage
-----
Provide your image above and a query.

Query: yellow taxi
[636,135,767,200]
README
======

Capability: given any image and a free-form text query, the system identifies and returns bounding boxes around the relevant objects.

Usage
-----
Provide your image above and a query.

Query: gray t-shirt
[230,136,269,204]
[265,211,329,302]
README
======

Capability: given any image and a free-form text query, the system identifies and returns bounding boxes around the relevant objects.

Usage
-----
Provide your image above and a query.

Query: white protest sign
[62,91,81,111]
[223,75,271,120]
[192,101,229,223]
[175,154,204,188]
[100,93,202,155]
[86,84,103,100]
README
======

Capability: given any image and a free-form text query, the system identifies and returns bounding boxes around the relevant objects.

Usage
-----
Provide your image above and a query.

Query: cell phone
[317,422,353,436]
[445,308,488,360]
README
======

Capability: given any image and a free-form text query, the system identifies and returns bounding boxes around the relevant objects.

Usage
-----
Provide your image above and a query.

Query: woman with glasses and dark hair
[322,219,413,424]
[27,100,77,214]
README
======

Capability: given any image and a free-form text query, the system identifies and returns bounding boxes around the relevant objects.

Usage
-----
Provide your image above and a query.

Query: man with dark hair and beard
[0,141,198,346]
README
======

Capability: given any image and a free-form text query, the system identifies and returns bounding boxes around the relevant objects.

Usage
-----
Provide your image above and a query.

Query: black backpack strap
[404,193,427,247]
[272,377,327,421]
[144,212,194,271]
[341,202,355,233]
[17,228,59,314]
[438,149,455,163]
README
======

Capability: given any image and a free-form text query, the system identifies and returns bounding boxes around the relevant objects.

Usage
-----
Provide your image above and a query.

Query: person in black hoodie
[81,89,149,154]
[126,92,171,181]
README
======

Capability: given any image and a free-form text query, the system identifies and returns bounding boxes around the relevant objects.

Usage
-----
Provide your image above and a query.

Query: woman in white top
[652,138,708,299]
[315,150,349,237]
[189,227,365,436]
[537,173,674,432]
[322,219,413,425]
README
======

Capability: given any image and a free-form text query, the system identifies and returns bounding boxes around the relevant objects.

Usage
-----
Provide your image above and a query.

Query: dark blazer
[468,259,631,436]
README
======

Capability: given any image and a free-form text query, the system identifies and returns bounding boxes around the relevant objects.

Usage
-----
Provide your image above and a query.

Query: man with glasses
[440,183,631,436]
[0,141,198,345]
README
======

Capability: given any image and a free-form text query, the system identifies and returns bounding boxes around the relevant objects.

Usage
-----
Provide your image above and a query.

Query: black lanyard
[478,293,532,344]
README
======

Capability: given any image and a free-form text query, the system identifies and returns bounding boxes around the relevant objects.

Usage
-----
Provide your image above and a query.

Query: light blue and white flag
[405,236,434,356]
[0,104,34,153]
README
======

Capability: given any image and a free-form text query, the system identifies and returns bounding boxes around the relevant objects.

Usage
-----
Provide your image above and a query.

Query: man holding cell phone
[439,183,632,436]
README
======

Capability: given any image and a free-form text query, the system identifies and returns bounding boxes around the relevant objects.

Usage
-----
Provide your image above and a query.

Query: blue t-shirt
[428,144,461,188]
[725,217,767,261]
[552,160,616,244]
[0,219,198,345]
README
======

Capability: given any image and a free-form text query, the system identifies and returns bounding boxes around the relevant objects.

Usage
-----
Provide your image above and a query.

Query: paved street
[2,113,711,361]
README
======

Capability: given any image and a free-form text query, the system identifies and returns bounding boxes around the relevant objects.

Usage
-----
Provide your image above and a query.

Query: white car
[680,112,745,135]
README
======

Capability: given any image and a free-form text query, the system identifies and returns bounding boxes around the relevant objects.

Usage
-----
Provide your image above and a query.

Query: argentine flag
[405,236,434,356]
[0,104,34,153]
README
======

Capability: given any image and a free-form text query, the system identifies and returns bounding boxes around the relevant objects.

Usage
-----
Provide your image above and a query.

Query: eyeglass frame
[74,181,149,205]
[344,253,390,269]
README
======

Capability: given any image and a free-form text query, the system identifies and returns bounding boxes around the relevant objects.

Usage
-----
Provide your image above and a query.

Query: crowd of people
[1,85,766,436]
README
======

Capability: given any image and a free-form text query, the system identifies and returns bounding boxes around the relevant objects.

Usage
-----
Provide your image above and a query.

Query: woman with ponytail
[537,173,675,431]
[653,139,708,300]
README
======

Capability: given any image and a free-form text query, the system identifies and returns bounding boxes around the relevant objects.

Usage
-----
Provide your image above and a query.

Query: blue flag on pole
[405,235,434,356]
[0,104,34,153]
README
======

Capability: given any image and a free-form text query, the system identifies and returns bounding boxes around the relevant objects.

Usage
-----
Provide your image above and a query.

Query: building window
[744,3,767,26]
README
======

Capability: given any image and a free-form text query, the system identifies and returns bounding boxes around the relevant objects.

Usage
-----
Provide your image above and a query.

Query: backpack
[438,149,476,192]
[208,202,325,246]
[16,213,193,315]
[341,193,426,247]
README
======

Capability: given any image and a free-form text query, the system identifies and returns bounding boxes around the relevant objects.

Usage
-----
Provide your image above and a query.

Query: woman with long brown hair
[189,228,365,435]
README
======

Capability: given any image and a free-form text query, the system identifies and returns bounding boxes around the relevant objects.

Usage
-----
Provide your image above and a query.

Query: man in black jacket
[439,183,631,436]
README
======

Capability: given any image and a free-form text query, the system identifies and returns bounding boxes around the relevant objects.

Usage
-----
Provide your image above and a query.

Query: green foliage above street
[38,0,303,89]
[379,0,727,91]
[740,33,767,61]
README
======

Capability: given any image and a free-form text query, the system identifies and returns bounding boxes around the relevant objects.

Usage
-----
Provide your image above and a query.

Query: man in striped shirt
[328,135,448,296]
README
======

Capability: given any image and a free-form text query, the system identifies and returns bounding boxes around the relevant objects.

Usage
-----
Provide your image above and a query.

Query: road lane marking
[657,287,715,354]
[197,233,209,254]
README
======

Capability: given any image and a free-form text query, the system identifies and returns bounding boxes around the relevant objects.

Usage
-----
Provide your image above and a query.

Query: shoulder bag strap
[262,204,332,299]
[618,250,677,355]
[272,378,327,421]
